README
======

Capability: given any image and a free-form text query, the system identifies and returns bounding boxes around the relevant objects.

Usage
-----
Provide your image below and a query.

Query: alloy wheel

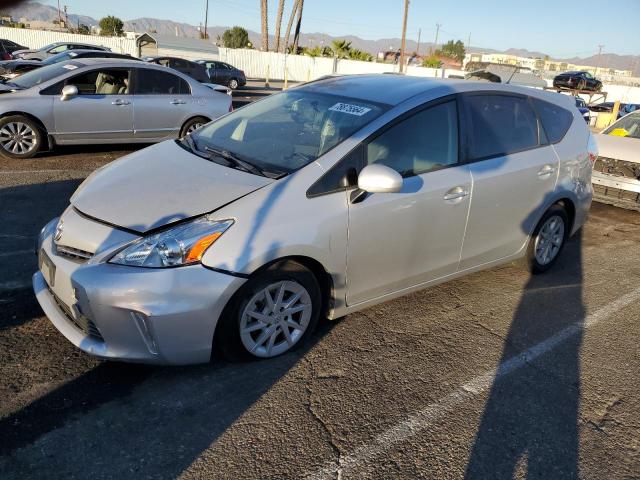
[239,280,312,358]
[0,122,37,155]
[534,215,565,266]
[186,122,203,135]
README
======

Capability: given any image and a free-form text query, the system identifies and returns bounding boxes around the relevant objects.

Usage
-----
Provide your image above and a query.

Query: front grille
[49,287,104,342]
[593,156,640,181]
[55,244,94,262]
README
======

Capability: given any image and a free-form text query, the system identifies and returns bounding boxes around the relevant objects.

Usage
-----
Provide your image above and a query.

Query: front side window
[67,69,130,95]
[48,44,68,54]
[171,59,189,69]
[603,113,640,138]
[134,69,189,95]
[192,90,386,175]
[366,100,459,177]
[465,94,539,160]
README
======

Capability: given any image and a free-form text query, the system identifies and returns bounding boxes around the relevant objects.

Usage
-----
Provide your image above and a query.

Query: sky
[41,0,640,58]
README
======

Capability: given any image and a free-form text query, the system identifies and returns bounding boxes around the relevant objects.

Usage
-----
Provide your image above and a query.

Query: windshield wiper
[204,146,285,179]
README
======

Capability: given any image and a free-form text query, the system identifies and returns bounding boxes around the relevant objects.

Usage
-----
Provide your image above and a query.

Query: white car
[592,111,640,211]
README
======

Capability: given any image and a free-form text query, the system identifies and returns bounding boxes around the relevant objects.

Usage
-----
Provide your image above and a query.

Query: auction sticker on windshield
[329,103,372,116]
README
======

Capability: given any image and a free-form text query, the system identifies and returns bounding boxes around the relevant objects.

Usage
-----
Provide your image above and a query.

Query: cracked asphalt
[1,140,640,478]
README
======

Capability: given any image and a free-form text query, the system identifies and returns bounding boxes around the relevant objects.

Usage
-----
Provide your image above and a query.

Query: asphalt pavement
[1,118,639,478]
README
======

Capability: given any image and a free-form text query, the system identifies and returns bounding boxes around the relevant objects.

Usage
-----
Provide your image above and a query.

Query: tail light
[587,133,598,164]
[1,53,10,60]
[228,103,233,112]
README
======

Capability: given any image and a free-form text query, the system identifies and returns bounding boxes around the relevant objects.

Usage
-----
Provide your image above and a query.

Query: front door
[347,98,472,305]
[132,68,192,141]
[458,93,559,270]
[53,67,133,142]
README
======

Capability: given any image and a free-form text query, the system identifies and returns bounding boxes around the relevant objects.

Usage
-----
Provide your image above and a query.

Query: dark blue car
[575,97,590,123]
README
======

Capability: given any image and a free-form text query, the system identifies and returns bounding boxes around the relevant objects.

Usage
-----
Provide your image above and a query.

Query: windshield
[42,51,77,65]
[603,113,640,139]
[191,90,387,174]
[8,62,79,89]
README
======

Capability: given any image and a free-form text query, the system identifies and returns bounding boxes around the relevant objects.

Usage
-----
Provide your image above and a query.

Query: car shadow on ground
[465,230,584,479]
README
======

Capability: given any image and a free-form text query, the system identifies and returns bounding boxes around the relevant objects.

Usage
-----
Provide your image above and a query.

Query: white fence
[0,27,138,56]
[218,47,462,82]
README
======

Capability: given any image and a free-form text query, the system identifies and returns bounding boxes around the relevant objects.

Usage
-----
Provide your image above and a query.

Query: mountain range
[4,1,639,75]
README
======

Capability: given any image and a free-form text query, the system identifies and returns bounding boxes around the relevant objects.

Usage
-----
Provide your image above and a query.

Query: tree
[347,48,373,62]
[260,0,268,51]
[273,0,285,52]
[302,45,332,58]
[74,23,90,35]
[99,16,124,37]
[330,39,352,58]
[422,55,443,68]
[436,39,465,62]
[222,26,250,49]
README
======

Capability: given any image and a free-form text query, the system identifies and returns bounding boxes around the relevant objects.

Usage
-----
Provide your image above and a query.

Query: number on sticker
[329,103,372,116]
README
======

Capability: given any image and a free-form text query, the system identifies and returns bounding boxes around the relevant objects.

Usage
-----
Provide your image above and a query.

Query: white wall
[0,26,138,56]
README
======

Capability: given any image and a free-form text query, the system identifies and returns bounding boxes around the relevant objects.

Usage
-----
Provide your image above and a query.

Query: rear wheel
[525,204,569,274]
[228,78,239,90]
[180,116,209,137]
[216,260,322,361]
[0,115,43,159]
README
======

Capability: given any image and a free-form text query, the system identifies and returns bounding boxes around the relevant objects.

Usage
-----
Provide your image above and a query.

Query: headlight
[110,216,233,268]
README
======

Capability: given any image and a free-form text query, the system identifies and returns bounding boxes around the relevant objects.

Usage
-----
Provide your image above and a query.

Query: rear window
[465,94,539,160]
[532,98,573,143]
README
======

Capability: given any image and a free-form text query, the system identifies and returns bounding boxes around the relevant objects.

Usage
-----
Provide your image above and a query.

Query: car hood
[595,133,639,164]
[12,49,34,56]
[71,140,274,233]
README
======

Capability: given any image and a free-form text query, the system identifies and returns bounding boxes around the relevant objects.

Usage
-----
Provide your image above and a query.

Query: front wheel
[525,204,569,274]
[216,260,322,361]
[0,115,44,159]
[180,116,209,137]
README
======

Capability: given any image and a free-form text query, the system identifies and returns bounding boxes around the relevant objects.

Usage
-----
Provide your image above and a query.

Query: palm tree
[274,0,285,52]
[347,48,373,62]
[330,39,352,59]
[291,0,304,54]
[283,0,300,54]
[260,0,268,51]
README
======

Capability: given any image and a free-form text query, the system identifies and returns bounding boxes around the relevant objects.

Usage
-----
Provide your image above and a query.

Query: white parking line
[305,286,640,480]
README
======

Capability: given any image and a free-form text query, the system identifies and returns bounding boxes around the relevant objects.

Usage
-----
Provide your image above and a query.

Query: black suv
[553,71,602,92]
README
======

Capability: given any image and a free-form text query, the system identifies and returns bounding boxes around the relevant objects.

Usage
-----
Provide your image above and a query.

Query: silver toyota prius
[33,75,595,364]
[0,59,231,159]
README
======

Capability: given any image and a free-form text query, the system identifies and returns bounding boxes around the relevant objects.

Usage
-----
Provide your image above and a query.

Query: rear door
[458,93,559,270]
[131,67,192,141]
[52,67,134,142]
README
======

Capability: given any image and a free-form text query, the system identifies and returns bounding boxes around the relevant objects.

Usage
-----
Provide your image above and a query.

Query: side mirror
[357,164,403,193]
[61,85,78,101]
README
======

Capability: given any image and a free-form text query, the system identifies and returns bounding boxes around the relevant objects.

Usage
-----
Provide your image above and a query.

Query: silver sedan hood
[595,133,639,164]
[71,141,273,233]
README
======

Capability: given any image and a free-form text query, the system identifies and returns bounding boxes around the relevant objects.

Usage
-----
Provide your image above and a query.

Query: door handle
[443,186,470,201]
[537,165,556,177]
[170,99,186,105]
[111,99,130,106]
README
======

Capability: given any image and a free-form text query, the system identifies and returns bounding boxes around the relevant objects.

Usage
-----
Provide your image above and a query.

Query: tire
[525,204,570,274]
[179,116,209,137]
[216,260,322,361]
[0,115,44,159]
[228,78,239,90]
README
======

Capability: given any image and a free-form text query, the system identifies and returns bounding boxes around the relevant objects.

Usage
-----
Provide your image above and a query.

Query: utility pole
[399,0,409,73]
[467,32,471,50]
[434,23,441,51]
[63,5,68,31]
[597,44,604,76]
[204,0,209,40]
[416,28,421,56]
[57,0,62,29]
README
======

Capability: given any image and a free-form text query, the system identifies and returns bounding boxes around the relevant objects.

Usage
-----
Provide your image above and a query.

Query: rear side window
[532,98,573,144]
[134,69,190,95]
[465,95,539,160]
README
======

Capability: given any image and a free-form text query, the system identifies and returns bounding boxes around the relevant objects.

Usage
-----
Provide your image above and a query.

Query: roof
[297,74,574,109]
[136,33,219,54]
